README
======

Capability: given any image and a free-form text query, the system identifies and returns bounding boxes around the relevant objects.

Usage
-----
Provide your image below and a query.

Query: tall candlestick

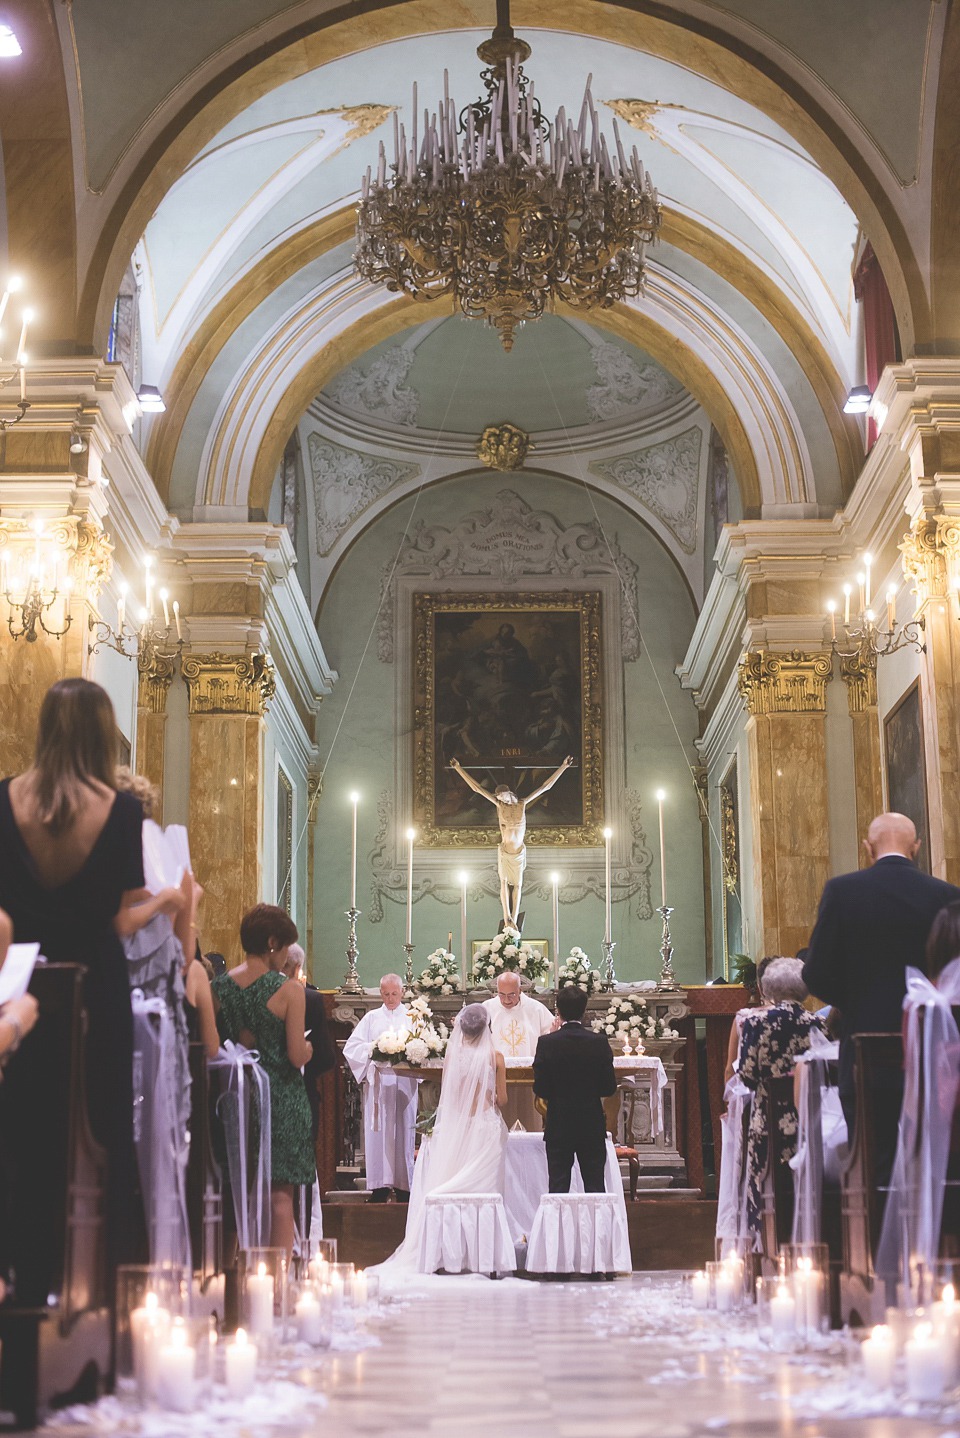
[656,789,667,908]
[349,792,359,911]
[459,871,468,991]
[603,827,612,944]
[405,827,415,945]
[550,872,560,988]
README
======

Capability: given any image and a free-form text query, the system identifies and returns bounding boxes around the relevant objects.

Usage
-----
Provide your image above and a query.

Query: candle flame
[145,1291,158,1312]
[871,1324,890,1340]
[826,600,836,613]
[406,827,415,839]
[171,1320,186,1347]
[235,1327,248,1346]
[864,553,873,567]
[550,872,560,884]
[603,826,612,839]
[945,1284,956,1305]
[914,1321,932,1340]
[257,1261,266,1277]
[655,789,666,801]
[458,870,469,884]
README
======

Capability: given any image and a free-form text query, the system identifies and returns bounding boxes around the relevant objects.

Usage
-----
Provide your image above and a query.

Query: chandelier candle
[355,0,661,352]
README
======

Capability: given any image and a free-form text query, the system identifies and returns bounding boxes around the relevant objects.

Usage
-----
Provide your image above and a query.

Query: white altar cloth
[502,1132,627,1245]
[526,1192,632,1274]
[420,1193,515,1276]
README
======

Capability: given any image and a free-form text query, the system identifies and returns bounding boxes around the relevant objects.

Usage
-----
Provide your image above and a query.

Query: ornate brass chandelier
[354,0,662,351]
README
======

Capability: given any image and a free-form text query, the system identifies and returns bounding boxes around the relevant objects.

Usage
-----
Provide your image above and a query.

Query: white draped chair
[525,1192,631,1275]
[419,1193,516,1276]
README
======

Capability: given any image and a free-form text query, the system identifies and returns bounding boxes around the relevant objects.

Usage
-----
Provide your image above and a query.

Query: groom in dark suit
[533,985,617,1192]
[802,811,960,1181]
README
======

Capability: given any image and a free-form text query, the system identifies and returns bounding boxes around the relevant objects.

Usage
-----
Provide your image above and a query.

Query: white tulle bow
[209,1041,272,1249]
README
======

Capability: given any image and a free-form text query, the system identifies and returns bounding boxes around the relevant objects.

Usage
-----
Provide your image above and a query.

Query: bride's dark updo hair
[458,1004,489,1040]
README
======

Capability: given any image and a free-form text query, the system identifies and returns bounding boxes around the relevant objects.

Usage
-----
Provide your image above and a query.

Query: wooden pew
[0,965,111,1429]
[185,1040,223,1300]
[839,1032,903,1326]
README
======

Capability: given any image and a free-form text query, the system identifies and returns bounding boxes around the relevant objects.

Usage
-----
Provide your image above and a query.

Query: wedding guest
[739,958,821,1245]
[723,956,774,1084]
[802,812,960,1184]
[276,943,336,1236]
[533,984,617,1193]
[212,904,314,1256]
[0,678,148,1286]
[343,975,417,1203]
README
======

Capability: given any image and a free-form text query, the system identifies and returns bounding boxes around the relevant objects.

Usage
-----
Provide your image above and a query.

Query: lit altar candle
[156,1319,195,1412]
[349,792,359,910]
[656,789,667,909]
[603,828,612,943]
[550,872,560,988]
[224,1327,257,1398]
[826,600,836,640]
[886,586,896,630]
[405,827,415,945]
[459,871,469,991]
[864,552,873,609]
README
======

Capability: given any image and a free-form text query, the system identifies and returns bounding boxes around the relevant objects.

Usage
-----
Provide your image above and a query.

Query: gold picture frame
[412,589,604,847]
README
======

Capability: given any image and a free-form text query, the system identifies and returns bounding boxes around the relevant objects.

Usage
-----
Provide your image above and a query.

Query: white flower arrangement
[412,947,462,996]
[369,994,449,1067]
[472,925,551,987]
[591,993,680,1048]
[557,946,602,994]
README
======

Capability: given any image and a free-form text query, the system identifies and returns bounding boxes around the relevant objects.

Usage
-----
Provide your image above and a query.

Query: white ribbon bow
[210,1041,272,1250]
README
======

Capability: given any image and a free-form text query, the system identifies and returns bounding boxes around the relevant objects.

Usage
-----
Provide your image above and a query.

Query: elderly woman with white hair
[738,957,823,1245]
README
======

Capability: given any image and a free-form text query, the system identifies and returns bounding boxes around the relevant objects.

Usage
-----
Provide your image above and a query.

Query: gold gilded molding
[838,646,878,713]
[475,423,532,471]
[182,652,276,716]
[738,649,833,716]
[137,651,174,714]
[900,516,960,604]
[335,103,395,146]
[720,784,739,893]
[0,516,113,601]
[412,590,604,848]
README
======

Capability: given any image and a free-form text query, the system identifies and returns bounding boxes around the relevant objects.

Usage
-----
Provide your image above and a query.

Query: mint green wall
[311,470,705,988]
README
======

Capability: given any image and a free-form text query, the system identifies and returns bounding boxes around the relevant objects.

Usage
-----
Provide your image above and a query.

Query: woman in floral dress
[738,958,822,1245]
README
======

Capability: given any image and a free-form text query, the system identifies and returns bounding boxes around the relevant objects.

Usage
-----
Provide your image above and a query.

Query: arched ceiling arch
[62,0,934,360]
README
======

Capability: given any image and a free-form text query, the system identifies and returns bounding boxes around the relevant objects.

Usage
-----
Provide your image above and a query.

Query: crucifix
[449,755,574,928]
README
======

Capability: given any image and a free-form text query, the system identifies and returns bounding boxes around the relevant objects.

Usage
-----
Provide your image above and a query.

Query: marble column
[838,649,884,865]
[182,652,276,965]
[739,650,833,957]
[134,654,173,820]
[900,516,960,883]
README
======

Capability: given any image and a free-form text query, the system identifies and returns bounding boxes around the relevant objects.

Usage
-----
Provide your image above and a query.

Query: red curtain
[853,242,897,449]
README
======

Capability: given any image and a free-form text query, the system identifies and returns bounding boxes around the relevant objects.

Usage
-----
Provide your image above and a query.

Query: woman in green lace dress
[211,904,314,1256]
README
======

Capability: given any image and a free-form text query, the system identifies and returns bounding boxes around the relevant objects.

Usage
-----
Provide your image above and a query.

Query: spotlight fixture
[69,434,88,454]
[0,25,21,58]
[137,384,166,414]
[843,385,873,415]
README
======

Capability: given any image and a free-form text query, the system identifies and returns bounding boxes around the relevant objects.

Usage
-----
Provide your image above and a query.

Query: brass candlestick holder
[656,904,677,989]
[601,938,617,990]
[402,942,416,988]
[340,906,362,993]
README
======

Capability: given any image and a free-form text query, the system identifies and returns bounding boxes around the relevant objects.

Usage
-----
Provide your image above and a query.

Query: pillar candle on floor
[225,1328,257,1398]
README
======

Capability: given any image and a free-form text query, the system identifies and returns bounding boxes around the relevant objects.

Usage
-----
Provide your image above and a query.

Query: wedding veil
[423,1005,500,1191]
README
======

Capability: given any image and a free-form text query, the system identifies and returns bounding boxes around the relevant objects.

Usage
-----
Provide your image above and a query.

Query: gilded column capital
[838,645,878,713]
[137,651,175,714]
[900,515,960,605]
[181,651,276,716]
[307,771,323,817]
[737,649,833,716]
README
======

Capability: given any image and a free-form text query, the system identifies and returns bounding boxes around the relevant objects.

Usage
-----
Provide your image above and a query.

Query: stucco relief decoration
[376,488,639,662]
[589,428,702,553]
[308,435,420,556]
[325,345,420,426]
[586,341,681,421]
[475,422,532,471]
[368,788,653,921]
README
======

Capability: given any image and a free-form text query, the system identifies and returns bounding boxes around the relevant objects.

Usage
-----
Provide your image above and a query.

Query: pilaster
[838,648,884,863]
[738,650,833,958]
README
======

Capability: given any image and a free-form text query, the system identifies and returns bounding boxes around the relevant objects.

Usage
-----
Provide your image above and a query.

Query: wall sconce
[825,552,924,659]
[88,553,183,669]
[1,517,73,642]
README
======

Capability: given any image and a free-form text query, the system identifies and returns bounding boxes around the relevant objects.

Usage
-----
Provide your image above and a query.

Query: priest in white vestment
[482,972,556,1130]
[343,974,418,1201]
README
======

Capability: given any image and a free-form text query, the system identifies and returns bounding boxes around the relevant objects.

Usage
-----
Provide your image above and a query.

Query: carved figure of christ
[450,756,574,925]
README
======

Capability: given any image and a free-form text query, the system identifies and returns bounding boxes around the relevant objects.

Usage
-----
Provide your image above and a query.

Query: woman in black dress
[0,678,175,1296]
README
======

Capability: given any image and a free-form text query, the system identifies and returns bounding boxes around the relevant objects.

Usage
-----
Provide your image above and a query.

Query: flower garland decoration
[592,994,680,1048]
[472,925,551,987]
[412,947,462,995]
[369,995,449,1067]
[557,946,602,994]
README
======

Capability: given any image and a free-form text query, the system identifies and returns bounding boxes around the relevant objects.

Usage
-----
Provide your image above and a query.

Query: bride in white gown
[378,1003,508,1274]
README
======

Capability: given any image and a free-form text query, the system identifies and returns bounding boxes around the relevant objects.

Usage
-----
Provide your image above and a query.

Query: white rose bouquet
[591,994,680,1050]
[472,925,550,987]
[369,994,449,1066]
[412,947,462,995]
[557,946,602,994]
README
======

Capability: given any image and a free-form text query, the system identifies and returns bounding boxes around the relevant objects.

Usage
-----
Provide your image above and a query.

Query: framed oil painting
[884,679,930,874]
[412,590,603,847]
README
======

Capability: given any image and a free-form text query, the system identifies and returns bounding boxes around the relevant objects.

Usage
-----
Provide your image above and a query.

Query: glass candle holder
[293,1279,334,1348]
[780,1243,829,1338]
[115,1264,187,1404]
[155,1314,216,1413]
[707,1256,743,1313]
[239,1248,288,1344]
[756,1274,797,1347]
[931,1278,960,1385]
